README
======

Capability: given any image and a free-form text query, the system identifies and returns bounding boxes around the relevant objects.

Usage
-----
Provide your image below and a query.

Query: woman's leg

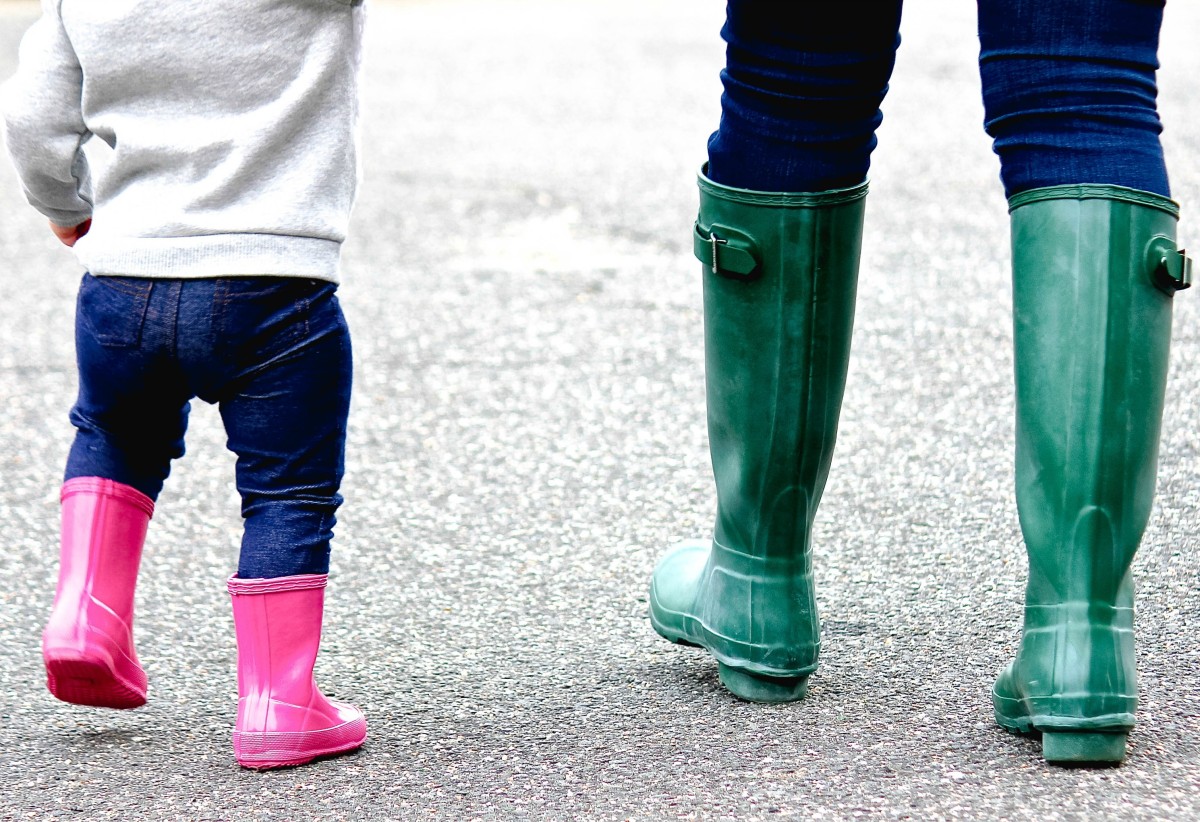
[979,0,1169,198]
[978,0,1187,764]
[707,0,903,192]
[649,2,900,702]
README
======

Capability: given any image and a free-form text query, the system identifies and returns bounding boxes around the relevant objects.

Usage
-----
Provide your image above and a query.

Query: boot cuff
[1007,184,1179,217]
[61,477,155,518]
[227,573,329,595]
[697,164,869,208]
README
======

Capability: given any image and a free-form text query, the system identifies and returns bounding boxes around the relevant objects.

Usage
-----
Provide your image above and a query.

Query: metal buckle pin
[709,231,729,276]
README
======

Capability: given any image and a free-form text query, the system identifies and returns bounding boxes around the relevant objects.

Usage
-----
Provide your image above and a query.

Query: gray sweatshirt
[2,0,364,282]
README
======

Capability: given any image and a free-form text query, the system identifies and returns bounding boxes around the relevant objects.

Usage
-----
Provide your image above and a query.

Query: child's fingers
[49,218,90,247]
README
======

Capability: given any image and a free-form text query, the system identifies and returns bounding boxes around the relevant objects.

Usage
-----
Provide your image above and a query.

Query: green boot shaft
[1012,186,1179,608]
[995,184,1188,761]
[702,179,866,565]
[649,170,865,696]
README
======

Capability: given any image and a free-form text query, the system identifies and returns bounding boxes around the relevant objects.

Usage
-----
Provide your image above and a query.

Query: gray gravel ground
[2,1,1200,820]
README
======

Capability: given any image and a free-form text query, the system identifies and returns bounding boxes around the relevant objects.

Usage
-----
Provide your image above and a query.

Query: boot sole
[652,611,812,703]
[44,652,146,709]
[1042,731,1128,764]
[718,664,809,703]
[234,716,367,770]
[996,714,1129,765]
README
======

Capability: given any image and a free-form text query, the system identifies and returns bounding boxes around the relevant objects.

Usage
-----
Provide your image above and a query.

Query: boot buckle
[693,222,760,281]
[1147,236,1192,295]
[708,233,728,276]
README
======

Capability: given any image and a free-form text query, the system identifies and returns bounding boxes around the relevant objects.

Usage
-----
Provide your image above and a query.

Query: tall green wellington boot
[649,168,867,702]
[994,184,1190,763]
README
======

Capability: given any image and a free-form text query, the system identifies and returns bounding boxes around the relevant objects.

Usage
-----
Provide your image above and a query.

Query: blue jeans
[66,274,353,579]
[707,0,1169,198]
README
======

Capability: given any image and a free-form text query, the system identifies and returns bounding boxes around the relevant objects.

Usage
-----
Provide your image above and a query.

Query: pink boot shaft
[43,477,153,709]
[228,573,366,769]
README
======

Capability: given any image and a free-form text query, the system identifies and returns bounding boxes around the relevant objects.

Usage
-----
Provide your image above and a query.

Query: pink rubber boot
[227,574,367,769]
[43,477,153,709]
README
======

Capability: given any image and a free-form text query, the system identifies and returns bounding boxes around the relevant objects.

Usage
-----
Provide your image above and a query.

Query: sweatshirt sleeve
[1,0,93,227]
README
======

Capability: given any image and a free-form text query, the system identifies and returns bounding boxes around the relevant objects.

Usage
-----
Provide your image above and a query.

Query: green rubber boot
[649,168,867,703]
[994,184,1191,764]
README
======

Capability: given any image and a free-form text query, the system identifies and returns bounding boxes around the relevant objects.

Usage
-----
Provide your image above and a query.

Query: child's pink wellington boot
[43,477,153,709]
[227,574,366,769]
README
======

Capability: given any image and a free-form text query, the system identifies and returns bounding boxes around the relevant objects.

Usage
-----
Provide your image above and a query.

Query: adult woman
[649,0,1188,765]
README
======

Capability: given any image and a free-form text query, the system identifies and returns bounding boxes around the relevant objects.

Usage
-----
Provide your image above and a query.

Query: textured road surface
[2,2,1200,819]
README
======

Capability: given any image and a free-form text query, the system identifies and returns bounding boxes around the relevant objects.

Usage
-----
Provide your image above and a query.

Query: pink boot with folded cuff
[43,477,153,709]
[228,573,366,770]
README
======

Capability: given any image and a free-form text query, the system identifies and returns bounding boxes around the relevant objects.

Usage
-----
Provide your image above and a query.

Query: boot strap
[694,222,759,281]
[1146,236,1193,295]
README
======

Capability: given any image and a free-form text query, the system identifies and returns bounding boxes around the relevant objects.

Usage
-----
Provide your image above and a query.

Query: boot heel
[44,653,146,709]
[1042,731,1127,764]
[717,664,809,703]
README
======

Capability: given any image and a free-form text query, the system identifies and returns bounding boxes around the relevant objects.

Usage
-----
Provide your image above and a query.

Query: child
[3,0,368,769]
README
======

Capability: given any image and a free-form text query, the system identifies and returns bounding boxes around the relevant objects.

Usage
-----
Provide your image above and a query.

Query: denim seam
[213,280,232,360]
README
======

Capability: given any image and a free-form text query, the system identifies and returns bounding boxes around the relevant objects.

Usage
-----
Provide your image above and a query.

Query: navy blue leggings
[707,0,1169,198]
[66,275,353,579]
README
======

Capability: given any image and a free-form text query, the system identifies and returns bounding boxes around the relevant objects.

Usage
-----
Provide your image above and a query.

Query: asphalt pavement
[2,1,1200,819]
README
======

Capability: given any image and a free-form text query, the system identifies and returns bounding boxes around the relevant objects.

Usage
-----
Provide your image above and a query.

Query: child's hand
[50,218,91,247]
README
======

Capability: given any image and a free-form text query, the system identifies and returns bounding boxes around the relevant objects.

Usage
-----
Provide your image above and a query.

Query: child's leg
[210,279,352,580]
[66,274,191,499]
[46,275,192,709]
[206,277,363,769]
